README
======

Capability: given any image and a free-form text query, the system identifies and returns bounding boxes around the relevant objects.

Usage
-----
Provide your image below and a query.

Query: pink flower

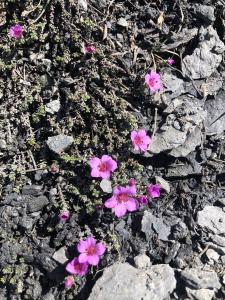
[89,155,117,179]
[167,57,174,65]
[77,236,106,266]
[129,178,136,186]
[104,185,139,217]
[131,129,151,152]
[66,257,88,276]
[147,184,160,198]
[9,24,23,39]
[138,195,148,205]
[64,276,74,288]
[59,211,70,222]
[50,164,59,174]
[83,44,95,54]
[145,71,162,92]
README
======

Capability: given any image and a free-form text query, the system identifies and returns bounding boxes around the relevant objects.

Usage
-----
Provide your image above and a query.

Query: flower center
[86,245,96,255]
[74,263,81,272]
[99,162,107,172]
[134,135,142,145]
[148,78,157,87]
[117,193,128,203]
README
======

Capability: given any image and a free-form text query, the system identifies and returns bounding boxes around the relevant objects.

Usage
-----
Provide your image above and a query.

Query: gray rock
[52,247,68,264]
[42,293,55,300]
[134,254,151,269]
[218,198,225,206]
[205,91,225,135]
[18,216,35,230]
[22,185,42,196]
[100,179,112,193]
[197,206,225,235]
[205,249,220,263]
[165,242,180,264]
[180,268,221,290]
[142,211,171,241]
[47,134,73,154]
[27,195,49,213]
[169,126,201,157]
[182,26,225,79]
[117,18,128,27]
[222,274,225,286]
[0,139,6,150]
[78,0,87,11]
[45,100,60,114]
[186,287,214,300]
[195,5,215,23]
[149,97,206,157]
[155,176,170,194]
[88,263,176,300]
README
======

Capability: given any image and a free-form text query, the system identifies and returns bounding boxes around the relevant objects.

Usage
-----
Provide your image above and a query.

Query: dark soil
[1,0,225,299]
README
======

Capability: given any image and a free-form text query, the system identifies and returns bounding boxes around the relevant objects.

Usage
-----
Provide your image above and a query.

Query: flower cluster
[65,236,105,288]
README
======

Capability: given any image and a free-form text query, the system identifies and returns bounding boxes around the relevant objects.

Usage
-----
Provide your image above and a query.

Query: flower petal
[89,157,101,168]
[114,204,127,217]
[130,131,137,141]
[77,240,88,253]
[78,253,88,263]
[96,243,106,256]
[106,159,117,172]
[87,254,99,266]
[91,168,101,178]
[104,196,117,208]
[86,236,96,247]
[126,198,138,212]
[99,170,111,179]
[66,260,76,274]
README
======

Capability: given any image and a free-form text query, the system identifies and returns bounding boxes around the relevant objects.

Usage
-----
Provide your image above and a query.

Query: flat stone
[205,249,220,262]
[47,134,73,154]
[45,100,60,114]
[155,176,170,194]
[100,179,112,193]
[27,195,49,213]
[22,185,42,196]
[180,268,221,290]
[88,263,176,300]
[52,247,68,264]
[195,4,215,23]
[182,26,225,79]
[205,91,225,135]
[197,206,225,235]
[148,97,206,157]
[186,287,214,300]
[142,211,171,241]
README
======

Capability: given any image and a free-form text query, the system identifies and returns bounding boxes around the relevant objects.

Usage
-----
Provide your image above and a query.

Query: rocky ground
[1,0,225,299]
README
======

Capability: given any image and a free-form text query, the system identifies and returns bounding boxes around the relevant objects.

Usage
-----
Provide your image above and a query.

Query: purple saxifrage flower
[89,155,117,179]
[59,211,70,222]
[64,276,74,288]
[83,44,95,54]
[131,129,151,152]
[9,24,23,39]
[104,185,139,217]
[77,236,106,266]
[66,257,88,276]
[147,184,160,199]
[145,71,162,93]
[138,195,148,205]
[167,57,175,65]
